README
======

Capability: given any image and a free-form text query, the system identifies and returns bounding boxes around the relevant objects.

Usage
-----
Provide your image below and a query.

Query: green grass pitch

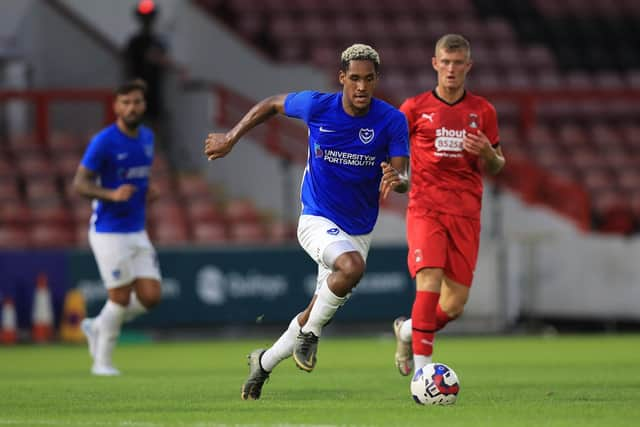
[1,333,639,426]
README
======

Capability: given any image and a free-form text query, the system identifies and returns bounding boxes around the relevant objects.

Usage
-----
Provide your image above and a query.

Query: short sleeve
[399,97,416,134]
[81,134,107,173]
[387,111,410,158]
[483,102,500,147]
[284,91,317,122]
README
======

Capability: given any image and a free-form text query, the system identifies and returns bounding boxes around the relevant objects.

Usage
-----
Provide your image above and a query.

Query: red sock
[411,290,440,356]
[435,304,454,331]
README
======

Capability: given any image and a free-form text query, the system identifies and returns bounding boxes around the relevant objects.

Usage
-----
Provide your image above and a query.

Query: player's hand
[204,132,234,161]
[462,130,493,158]
[379,162,406,200]
[110,184,136,202]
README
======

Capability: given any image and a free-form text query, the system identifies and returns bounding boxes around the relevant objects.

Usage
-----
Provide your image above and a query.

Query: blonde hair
[435,34,471,59]
[340,43,380,71]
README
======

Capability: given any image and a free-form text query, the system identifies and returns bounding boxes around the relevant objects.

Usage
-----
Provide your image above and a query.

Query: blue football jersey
[285,91,409,234]
[81,124,154,232]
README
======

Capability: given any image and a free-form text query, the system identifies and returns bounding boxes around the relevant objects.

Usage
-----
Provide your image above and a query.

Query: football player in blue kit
[204,44,410,400]
[74,79,162,376]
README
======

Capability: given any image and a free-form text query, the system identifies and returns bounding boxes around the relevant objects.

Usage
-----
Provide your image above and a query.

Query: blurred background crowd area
[0,0,639,250]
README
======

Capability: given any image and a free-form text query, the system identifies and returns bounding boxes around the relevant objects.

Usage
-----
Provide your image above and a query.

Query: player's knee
[137,283,162,308]
[337,254,366,286]
[445,302,464,319]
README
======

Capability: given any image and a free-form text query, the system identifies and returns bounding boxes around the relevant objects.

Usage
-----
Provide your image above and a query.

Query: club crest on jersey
[326,228,340,236]
[359,128,375,144]
[468,113,478,129]
[314,143,324,158]
[144,145,154,158]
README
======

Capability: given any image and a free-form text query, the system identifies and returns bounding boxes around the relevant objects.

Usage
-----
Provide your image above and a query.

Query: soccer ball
[410,363,460,405]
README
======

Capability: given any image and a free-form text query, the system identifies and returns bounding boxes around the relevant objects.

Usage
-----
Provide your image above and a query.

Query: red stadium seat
[225,199,260,223]
[30,223,76,248]
[176,174,214,201]
[152,220,191,245]
[31,204,74,227]
[0,203,32,228]
[0,226,30,249]
[0,180,21,203]
[49,131,83,153]
[185,198,226,223]
[147,198,189,225]
[267,219,297,243]
[17,155,58,179]
[24,178,63,207]
[229,221,266,243]
[591,190,634,234]
[192,222,229,243]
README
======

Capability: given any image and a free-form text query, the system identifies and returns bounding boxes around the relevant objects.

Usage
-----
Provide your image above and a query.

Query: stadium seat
[225,199,260,223]
[229,221,266,243]
[53,152,82,180]
[591,190,634,234]
[185,198,226,223]
[0,226,30,249]
[0,203,31,229]
[152,220,191,245]
[147,198,188,225]
[192,222,228,243]
[267,219,297,243]
[17,155,58,179]
[48,131,83,153]
[30,223,76,248]
[176,174,214,201]
[30,204,74,227]
[0,179,21,203]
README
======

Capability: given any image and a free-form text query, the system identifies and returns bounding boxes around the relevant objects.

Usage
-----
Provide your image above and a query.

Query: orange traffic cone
[1,297,18,345]
[59,289,87,343]
[32,273,54,343]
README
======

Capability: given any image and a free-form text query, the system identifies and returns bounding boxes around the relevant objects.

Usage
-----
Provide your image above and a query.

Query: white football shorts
[89,229,162,289]
[297,214,372,294]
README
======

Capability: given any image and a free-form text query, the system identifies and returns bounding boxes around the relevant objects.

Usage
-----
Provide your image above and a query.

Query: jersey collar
[432,89,466,106]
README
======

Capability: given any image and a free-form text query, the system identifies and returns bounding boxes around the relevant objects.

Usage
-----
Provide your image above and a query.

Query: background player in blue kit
[204,44,410,400]
[73,80,162,376]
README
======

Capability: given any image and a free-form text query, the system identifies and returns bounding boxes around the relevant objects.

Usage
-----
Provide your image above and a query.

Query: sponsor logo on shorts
[112,269,121,279]
[326,228,339,235]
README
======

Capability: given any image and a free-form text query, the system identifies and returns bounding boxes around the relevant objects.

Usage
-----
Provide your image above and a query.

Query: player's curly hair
[435,34,471,59]
[340,43,380,72]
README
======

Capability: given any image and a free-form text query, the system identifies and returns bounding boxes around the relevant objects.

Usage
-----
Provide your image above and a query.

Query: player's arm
[380,156,409,200]
[462,130,505,175]
[204,94,287,161]
[72,165,136,202]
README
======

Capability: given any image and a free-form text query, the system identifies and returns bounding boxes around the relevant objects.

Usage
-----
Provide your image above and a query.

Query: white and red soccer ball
[410,362,460,405]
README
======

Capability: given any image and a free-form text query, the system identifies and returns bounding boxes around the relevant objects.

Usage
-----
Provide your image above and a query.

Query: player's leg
[125,231,162,322]
[412,267,444,372]
[435,214,479,330]
[404,212,448,374]
[293,215,370,371]
[85,231,136,376]
[436,277,470,330]
[242,307,311,400]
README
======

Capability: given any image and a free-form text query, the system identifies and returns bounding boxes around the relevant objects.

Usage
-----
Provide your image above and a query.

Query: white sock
[400,318,412,342]
[414,355,433,374]
[95,300,126,367]
[301,284,346,337]
[123,292,147,322]
[261,315,301,372]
